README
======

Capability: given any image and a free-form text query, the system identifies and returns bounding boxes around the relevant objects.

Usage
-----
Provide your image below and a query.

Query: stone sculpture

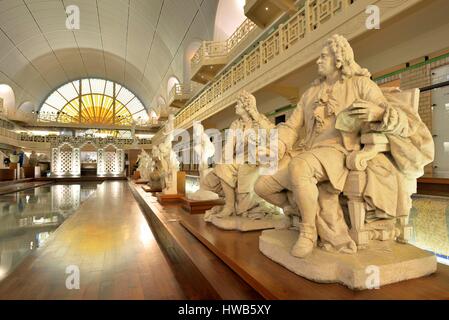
[254,34,436,289]
[158,116,180,194]
[136,149,152,181]
[187,122,219,201]
[203,91,288,231]
[146,146,162,191]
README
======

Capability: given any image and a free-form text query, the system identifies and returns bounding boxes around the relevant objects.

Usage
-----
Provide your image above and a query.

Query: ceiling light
[265,7,269,11]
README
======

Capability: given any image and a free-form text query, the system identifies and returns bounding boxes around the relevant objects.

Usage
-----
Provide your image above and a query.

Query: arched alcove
[18,101,35,113]
[0,84,16,116]
[167,76,180,98]
[214,0,246,41]
[184,40,203,82]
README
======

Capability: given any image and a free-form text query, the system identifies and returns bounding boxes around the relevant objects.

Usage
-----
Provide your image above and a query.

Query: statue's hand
[277,141,286,159]
[348,100,385,122]
[248,107,260,121]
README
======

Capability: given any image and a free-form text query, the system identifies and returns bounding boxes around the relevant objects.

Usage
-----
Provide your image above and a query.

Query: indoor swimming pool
[0,183,98,281]
[410,195,449,265]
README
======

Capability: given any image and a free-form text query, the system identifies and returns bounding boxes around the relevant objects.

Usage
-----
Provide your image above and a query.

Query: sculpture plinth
[142,185,162,193]
[181,197,225,214]
[259,229,437,290]
[206,214,291,232]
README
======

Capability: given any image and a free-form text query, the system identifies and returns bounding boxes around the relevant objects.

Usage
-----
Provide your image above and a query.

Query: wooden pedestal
[142,185,162,193]
[156,193,184,204]
[180,197,224,214]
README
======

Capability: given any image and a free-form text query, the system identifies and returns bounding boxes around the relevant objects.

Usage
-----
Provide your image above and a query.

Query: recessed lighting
[265,7,269,11]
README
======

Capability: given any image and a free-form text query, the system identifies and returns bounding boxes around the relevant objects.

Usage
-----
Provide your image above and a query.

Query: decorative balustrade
[18,134,152,147]
[7,109,159,128]
[168,83,202,108]
[190,18,258,73]
[177,0,356,128]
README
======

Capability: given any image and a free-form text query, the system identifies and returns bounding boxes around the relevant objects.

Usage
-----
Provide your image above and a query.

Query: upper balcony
[191,19,259,84]
[175,0,427,130]
[245,0,297,28]
[8,110,161,132]
[167,83,201,109]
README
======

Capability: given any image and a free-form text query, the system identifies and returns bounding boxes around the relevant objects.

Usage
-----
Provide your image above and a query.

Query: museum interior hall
[0,0,449,301]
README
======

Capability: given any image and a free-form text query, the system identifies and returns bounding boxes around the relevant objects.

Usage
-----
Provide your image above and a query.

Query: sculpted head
[317,34,371,80]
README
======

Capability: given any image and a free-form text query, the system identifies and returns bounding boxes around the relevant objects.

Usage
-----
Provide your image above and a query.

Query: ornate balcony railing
[18,134,152,147]
[9,110,160,128]
[168,83,202,108]
[177,0,358,128]
[190,18,258,73]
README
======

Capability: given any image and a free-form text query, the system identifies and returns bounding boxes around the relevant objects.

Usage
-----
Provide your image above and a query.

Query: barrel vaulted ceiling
[0,0,219,113]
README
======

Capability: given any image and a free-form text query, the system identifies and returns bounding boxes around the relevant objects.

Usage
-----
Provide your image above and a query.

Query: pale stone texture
[203,91,285,227]
[259,229,437,290]
[207,214,291,232]
[187,123,219,201]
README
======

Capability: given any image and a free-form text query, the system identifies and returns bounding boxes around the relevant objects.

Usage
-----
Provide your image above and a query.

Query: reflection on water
[0,184,97,281]
[410,195,449,266]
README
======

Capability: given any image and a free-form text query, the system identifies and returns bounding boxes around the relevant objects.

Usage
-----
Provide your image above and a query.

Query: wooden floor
[0,181,186,299]
[130,183,262,300]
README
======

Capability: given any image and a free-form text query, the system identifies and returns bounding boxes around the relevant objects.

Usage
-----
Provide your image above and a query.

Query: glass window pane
[116,87,135,105]
[81,79,91,95]
[40,78,146,126]
[44,91,67,109]
[90,79,106,94]
[57,82,78,101]
[127,98,144,114]
[105,81,114,97]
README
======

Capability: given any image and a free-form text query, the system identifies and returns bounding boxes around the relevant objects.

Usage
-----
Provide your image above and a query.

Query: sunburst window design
[39,79,148,125]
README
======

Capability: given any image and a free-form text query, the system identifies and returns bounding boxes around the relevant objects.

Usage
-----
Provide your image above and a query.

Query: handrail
[17,134,152,146]
[190,18,257,71]
[168,83,201,103]
[177,0,357,128]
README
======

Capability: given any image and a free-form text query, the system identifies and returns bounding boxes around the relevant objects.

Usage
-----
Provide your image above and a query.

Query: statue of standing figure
[158,116,180,194]
[136,149,152,181]
[187,122,219,201]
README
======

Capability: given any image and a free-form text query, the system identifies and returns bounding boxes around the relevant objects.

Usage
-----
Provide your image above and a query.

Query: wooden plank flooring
[0,181,186,300]
[130,183,262,300]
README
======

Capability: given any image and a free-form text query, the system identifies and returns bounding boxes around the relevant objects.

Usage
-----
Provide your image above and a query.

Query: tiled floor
[0,181,186,299]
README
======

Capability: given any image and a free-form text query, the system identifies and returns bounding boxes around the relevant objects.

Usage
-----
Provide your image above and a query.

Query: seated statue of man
[203,91,279,219]
[254,34,434,258]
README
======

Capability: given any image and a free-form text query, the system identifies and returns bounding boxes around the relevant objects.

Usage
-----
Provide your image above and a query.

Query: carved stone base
[181,197,225,214]
[156,193,184,204]
[142,185,162,193]
[208,215,291,232]
[259,229,437,290]
[135,179,149,184]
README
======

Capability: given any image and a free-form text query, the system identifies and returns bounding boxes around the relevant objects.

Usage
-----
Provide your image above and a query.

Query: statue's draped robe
[204,116,279,217]
[276,76,433,252]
